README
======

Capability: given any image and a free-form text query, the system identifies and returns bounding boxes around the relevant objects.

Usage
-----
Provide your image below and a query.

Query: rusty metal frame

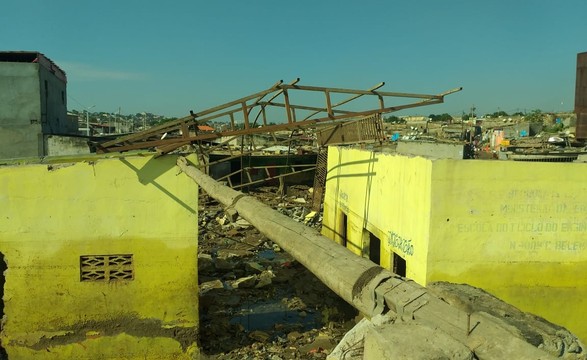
[217,164,316,190]
[316,113,385,146]
[94,79,461,155]
[199,132,308,168]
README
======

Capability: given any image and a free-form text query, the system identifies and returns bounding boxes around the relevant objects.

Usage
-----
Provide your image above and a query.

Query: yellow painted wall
[0,154,199,359]
[321,147,433,284]
[427,159,587,344]
[322,146,587,343]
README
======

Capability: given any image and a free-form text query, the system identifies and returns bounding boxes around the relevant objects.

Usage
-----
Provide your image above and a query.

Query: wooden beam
[325,90,334,119]
[283,89,293,123]
[280,83,447,99]
[242,102,250,129]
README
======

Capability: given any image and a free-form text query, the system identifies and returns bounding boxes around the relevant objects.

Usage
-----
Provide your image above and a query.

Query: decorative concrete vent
[80,254,134,282]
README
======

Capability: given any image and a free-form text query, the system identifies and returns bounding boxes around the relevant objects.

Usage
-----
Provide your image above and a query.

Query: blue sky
[2,0,586,118]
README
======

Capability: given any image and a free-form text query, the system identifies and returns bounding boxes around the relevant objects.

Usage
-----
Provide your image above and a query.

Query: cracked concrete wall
[45,135,91,156]
[0,154,199,359]
[322,146,587,344]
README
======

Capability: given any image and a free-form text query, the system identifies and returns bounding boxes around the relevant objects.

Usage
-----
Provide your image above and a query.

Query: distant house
[402,115,428,122]
[90,122,116,135]
[197,125,215,132]
[0,51,78,159]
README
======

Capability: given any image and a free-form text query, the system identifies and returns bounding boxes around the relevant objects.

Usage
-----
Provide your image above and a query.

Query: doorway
[339,212,348,247]
[368,232,381,265]
[392,252,406,277]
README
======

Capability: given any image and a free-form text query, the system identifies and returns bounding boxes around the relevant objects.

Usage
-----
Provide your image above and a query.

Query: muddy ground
[197,185,358,360]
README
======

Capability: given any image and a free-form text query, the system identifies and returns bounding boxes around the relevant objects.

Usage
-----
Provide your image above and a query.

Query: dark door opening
[393,252,406,277]
[369,232,381,265]
[340,212,348,247]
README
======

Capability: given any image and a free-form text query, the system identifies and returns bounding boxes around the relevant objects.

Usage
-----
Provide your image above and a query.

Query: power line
[67,94,89,110]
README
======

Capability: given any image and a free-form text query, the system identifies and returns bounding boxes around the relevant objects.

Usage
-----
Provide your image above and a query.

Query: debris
[197,188,356,358]
[232,275,257,289]
[198,253,214,273]
[217,248,254,259]
[246,262,265,274]
[225,208,239,222]
[256,270,275,288]
[299,333,334,355]
[304,211,317,224]
[216,215,228,226]
[224,295,241,306]
[287,331,302,342]
[199,280,224,294]
[214,258,235,270]
[235,218,252,228]
[226,228,242,237]
[249,330,271,342]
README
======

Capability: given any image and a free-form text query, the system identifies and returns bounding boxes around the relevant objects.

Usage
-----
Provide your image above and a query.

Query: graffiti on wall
[338,191,349,213]
[387,231,414,256]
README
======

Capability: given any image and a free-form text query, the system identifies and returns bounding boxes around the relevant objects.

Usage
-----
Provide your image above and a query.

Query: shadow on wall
[119,156,196,215]
[326,157,378,181]
[1,252,7,359]
[324,150,379,258]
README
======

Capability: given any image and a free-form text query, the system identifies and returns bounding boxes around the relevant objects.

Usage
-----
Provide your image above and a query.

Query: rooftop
[0,51,67,83]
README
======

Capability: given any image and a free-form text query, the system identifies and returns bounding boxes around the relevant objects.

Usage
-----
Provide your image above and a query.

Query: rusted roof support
[325,90,334,119]
[302,82,385,121]
[283,89,293,124]
[95,80,461,154]
[241,102,250,129]
[99,97,454,154]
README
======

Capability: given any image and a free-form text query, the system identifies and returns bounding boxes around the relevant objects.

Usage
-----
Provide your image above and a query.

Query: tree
[428,113,453,122]
[156,117,178,125]
[487,111,509,118]
[384,115,405,124]
[525,109,545,123]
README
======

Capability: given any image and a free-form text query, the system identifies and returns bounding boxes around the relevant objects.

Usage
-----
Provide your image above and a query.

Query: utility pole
[85,105,95,136]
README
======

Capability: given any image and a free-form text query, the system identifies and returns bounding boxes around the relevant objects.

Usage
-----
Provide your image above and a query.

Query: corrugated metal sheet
[509,154,578,162]
[316,114,384,146]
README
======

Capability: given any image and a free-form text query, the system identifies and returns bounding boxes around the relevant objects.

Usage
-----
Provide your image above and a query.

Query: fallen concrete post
[177,156,581,359]
[178,156,389,317]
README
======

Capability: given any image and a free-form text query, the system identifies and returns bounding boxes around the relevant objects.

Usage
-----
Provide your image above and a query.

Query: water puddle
[230,298,320,332]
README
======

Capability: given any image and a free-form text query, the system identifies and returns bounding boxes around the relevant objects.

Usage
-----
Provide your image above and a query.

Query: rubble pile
[198,185,356,359]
